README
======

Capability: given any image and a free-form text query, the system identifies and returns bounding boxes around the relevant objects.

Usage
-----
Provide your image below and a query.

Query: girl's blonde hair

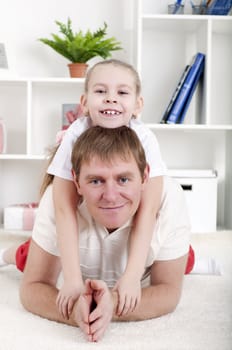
[84,59,142,96]
[39,145,58,197]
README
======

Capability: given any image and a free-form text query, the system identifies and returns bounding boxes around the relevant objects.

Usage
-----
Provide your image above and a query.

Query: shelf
[146,124,232,131]
[142,14,232,21]
[142,15,208,30]
[0,154,47,160]
[30,77,85,87]
[0,77,85,83]
[137,0,232,230]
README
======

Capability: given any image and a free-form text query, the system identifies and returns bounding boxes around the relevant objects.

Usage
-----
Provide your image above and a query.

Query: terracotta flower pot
[68,63,88,78]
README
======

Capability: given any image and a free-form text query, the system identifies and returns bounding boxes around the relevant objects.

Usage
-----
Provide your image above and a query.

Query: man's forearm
[112,283,182,322]
[20,282,77,326]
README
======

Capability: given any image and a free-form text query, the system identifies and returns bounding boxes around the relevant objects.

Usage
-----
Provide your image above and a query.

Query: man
[20,126,191,342]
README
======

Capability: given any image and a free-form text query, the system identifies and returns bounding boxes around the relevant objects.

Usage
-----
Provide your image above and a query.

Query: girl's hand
[113,274,141,316]
[56,280,85,319]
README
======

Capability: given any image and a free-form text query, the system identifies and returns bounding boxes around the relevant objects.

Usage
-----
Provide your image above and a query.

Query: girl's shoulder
[66,116,92,137]
[129,118,155,140]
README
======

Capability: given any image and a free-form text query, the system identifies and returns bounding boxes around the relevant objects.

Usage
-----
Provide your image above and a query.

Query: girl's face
[80,64,143,128]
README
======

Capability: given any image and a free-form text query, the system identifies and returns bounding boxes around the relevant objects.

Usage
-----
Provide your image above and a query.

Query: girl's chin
[96,117,127,128]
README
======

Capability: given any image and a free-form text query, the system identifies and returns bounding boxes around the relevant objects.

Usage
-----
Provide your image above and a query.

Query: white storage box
[4,203,38,231]
[169,170,218,233]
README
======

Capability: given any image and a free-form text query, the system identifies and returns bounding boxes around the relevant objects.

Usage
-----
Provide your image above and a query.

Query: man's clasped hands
[73,279,115,342]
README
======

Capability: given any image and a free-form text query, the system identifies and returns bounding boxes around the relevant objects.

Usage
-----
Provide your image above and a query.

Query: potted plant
[38,18,122,77]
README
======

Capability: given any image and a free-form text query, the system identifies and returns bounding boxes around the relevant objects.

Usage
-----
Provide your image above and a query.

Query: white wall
[0,0,135,77]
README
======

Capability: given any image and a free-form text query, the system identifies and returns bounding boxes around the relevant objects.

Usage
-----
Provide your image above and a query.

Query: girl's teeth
[103,110,120,115]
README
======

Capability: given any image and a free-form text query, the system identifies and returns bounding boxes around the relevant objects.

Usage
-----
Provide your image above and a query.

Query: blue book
[166,53,205,124]
[160,64,191,124]
[206,0,232,15]
[178,60,204,124]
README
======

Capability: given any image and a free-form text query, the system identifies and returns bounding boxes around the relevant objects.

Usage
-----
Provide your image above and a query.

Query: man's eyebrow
[117,171,135,178]
[85,174,102,180]
[84,171,135,179]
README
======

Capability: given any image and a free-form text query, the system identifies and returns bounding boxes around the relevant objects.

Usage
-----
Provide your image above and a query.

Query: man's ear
[142,164,150,186]
[80,94,89,116]
[133,96,144,118]
[72,170,82,195]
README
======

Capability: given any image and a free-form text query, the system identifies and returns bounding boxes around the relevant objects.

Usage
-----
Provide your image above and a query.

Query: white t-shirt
[32,176,190,288]
[47,117,167,180]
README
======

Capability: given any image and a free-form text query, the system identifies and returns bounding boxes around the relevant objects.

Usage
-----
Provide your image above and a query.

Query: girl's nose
[104,94,117,104]
[105,98,117,103]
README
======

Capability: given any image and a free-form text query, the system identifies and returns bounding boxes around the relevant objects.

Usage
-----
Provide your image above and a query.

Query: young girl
[47,59,167,318]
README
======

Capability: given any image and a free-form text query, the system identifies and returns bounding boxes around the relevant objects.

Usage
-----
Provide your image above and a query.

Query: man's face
[75,155,149,231]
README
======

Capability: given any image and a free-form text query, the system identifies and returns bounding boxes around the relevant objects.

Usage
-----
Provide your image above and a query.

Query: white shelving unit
[0,0,231,231]
[134,0,232,229]
[0,78,84,226]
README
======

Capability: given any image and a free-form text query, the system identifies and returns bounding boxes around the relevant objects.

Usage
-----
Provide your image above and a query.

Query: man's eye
[90,179,101,185]
[119,177,129,184]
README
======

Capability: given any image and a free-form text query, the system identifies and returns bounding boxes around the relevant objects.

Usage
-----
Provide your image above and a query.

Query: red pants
[185,245,195,274]
[16,239,31,272]
[16,240,195,274]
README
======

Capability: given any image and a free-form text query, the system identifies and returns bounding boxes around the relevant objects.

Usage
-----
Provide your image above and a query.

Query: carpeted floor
[0,231,232,350]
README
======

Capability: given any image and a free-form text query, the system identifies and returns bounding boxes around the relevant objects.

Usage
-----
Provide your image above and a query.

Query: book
[177,58,204,124]
[206,0,232,15]
[160,64,191,124]
[166,52,205,124]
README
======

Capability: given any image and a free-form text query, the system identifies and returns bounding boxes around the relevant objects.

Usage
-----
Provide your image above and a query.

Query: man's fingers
[89,305,101,324]
[74,294,92,338]
[81,295,92,324]
[89,279,106,292]
[78,319,90,336]
[89,316,108,342]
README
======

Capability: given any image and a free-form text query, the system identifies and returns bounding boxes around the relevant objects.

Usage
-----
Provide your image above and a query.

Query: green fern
[39,19,122,63]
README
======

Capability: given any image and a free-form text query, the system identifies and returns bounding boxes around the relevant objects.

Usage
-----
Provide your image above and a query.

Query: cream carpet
[0,231,232,350]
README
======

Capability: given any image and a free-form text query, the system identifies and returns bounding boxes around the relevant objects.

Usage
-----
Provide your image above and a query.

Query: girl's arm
[115,176,163,315]
[53,176,84,318]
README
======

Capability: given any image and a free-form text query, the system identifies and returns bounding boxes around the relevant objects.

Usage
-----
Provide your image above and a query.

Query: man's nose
[102,183,117,201]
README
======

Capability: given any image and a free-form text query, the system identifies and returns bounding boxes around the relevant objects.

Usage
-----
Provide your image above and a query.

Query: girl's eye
[95,89,106,94]
[118,90,129,95]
